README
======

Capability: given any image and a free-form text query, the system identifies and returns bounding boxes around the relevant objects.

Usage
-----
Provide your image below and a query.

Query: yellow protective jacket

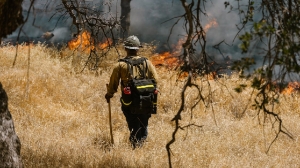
[106,56,158,97]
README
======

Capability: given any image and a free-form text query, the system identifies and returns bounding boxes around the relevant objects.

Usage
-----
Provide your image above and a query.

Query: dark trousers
[122,106,151,145]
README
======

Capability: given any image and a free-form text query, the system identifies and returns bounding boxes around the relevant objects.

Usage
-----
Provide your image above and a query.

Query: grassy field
[0,42,300,168]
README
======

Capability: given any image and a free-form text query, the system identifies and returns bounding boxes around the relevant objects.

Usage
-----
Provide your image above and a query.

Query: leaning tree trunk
[0,2,24,164]
[0,0,24,43]
[0,83,23,168]
[120,0,131,38]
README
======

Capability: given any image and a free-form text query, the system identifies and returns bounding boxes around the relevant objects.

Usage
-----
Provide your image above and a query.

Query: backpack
[119,57,158,114]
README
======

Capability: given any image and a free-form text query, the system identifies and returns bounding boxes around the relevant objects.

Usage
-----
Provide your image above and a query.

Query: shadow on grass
[21,146,146,168]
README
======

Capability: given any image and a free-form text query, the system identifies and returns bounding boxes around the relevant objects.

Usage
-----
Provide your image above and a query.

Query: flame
[150,18,218,80]
[179,71,189,79]
[281,82,300,94]
[68,30,94,52]
[99,38,112,49]
[204,18,218,33]
[150,38,185,68]
[151,52,179,67]
[208,71,217,80]
[68,30,112,52]
[151,18,218,68]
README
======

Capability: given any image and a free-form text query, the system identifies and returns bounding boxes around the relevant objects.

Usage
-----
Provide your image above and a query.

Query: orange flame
[150,18,218,80]
[99,38,113,49]
[151,52,179,67]
[150,38,185,68]
[68,30,113,52]
[68,31,94,52]
[178,71,189,79]
[204,18,218,33]
[151,18,218,68]
[281,82,300,94]
[207,71,217,80]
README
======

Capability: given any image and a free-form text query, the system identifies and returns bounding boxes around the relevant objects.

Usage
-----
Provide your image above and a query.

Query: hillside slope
[0,43,299,167]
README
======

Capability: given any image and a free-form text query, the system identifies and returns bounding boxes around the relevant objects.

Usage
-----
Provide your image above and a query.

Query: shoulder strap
[119,57,149,79]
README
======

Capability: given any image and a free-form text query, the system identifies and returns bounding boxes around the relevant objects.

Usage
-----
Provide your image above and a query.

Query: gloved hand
[105,93,113,103]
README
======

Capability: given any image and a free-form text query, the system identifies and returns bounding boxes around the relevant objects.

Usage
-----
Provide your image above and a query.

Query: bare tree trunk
[120,0,131,38]
[0,0,24,43]
[0,83,23,168]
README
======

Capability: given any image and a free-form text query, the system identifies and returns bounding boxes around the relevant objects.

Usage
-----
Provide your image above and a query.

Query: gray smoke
[4,0,244,61]
[130,0,245,63]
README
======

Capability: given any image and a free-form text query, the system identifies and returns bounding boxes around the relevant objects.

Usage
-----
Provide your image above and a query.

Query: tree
[164,0,299,167]
[58,0,120,71]
[227,0,298,146]
[0,0,24,43]
[120,0,131,38]
[165,1,214,167]
[0,1,24,167]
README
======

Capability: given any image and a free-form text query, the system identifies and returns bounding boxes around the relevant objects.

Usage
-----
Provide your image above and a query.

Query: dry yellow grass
[1,43,300,168]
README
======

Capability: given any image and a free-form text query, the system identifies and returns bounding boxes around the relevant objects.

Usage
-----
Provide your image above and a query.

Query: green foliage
[224,0,298,145]
[251,77,261,90]
[253,21,275,37]
[239,32,253,53]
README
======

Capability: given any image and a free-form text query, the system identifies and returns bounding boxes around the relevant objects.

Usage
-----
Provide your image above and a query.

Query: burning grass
[67,30,113,53]
[281,82,300,94]
[1,43,300,167]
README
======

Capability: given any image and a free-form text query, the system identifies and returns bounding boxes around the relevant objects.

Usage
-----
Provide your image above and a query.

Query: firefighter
[105,35,158,148]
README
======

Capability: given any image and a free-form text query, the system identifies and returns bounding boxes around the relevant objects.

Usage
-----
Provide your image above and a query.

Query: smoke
[129,0,243,61]
[3,0,297,81]
[50,27,72,43]
[4,0,244,60]
[129,1,240,42]
[130,1,183,44]
[4,0,73,44]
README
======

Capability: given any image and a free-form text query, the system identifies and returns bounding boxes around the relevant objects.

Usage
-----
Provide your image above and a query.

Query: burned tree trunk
[0,83,23,168]
[0,0,24,43]
[120,0,131,38]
